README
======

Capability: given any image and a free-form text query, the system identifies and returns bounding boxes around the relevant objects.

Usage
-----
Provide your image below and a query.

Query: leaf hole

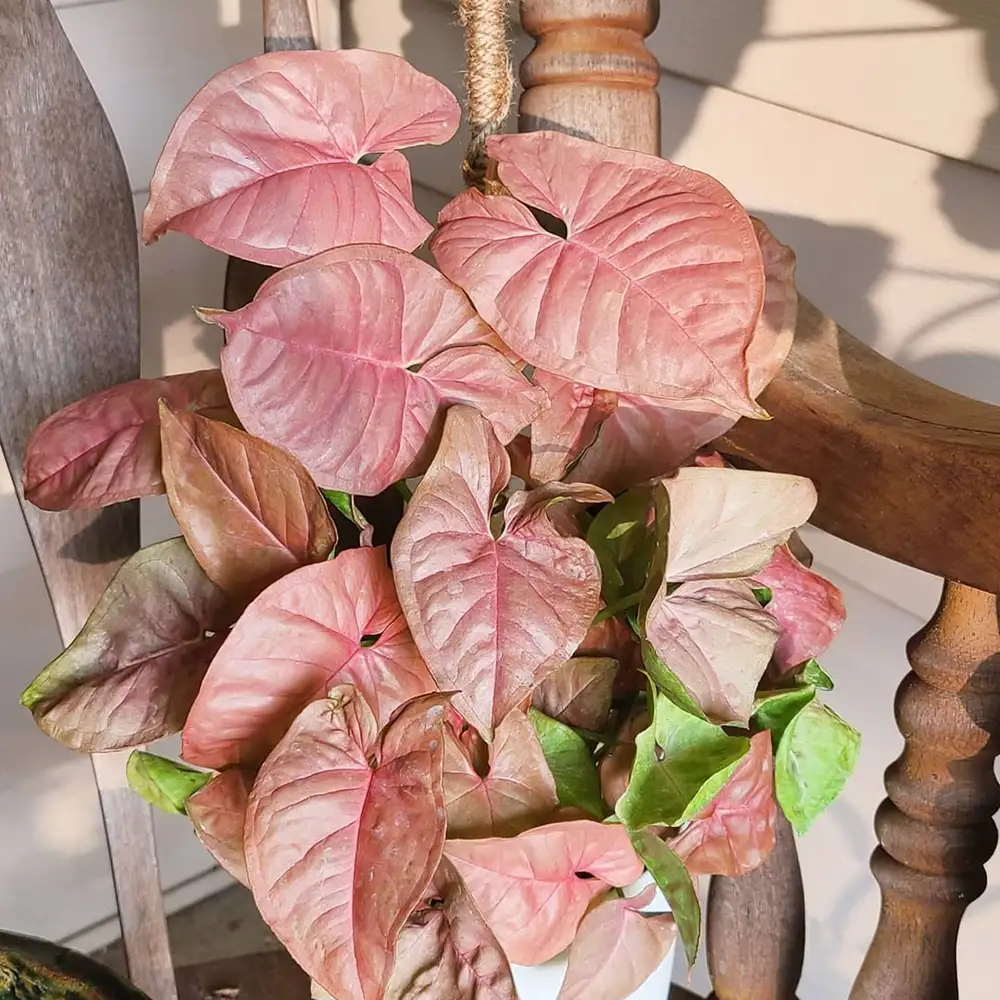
[358,152,381,166]
[574,871,597,880]
[653,743,666,763]
[532,208,568,239]
[360,633,382,648]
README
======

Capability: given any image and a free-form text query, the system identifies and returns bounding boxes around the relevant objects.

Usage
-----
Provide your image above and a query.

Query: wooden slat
[0,3,174,997]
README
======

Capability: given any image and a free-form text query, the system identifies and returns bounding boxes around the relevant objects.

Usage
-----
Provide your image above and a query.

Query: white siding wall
[2,1,999,994]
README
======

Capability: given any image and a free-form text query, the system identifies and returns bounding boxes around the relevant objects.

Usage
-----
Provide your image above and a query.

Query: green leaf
[800,658,834,691]
[751,585,773,607]
[528,708,607,819]
[586,487,655,606]
[126,751,212,815]
[640,639,707,720]
[630,829,701,967]
[775,699,860,833]
[321,488,371,531]
[752,686,815,748]
[615,691,750,828]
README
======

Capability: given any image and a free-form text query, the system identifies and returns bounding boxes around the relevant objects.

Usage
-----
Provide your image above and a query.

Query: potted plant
[18,49,857,1000]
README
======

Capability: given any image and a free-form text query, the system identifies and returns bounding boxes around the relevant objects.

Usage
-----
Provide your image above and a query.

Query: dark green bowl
[0,931,151,1000]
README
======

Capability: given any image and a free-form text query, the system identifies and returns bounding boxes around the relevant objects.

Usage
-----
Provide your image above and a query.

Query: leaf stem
[591,591,643,626]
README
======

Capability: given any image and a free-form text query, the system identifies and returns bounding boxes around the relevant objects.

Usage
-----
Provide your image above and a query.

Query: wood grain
[176,950,310,1000]
[851,581,1000,1000]
[0,3,174,997]
[519,0,661,154]
[264,0,316,52]
[706,811,804,1000]
[720,296,1000,597]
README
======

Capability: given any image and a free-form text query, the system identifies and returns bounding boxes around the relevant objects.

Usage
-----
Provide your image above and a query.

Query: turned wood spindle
[518,0,661,154]
[851,581,1000,1000]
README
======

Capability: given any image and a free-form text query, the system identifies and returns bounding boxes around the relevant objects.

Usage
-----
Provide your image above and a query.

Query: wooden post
[518,0,661,154]
[851,581,1000,1000]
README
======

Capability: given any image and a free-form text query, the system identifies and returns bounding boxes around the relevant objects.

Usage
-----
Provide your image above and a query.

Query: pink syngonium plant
[20,49,858,1000]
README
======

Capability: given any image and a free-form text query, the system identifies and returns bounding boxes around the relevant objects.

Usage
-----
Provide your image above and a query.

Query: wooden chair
[2,1,999,999]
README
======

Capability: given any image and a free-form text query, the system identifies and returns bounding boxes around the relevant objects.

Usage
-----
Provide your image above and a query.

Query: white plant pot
[510,875,676,1000]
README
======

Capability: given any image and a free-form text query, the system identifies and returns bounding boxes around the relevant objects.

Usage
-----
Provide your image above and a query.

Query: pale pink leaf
[386,858,516,1000]
[557,888,676,1000]
[185,768,255,886]
[212,245,546,496]
[443,820,644,965]
[392,406,607,739]
[432,131,764,413]
[245,687,447,1000]
[752,545,846,672]
[142,50,459,263]
[444,710,558,837]
[567,218,798,493]
[657,467,817,582]
[23,370,232,510]
[645,579,780,726]
[529,371,617,484]
[670,731,777,876]
[182,546,434,769]
[532,657,617,731]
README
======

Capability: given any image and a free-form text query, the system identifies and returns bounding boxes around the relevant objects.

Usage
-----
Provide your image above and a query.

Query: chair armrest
[721,295,1000,594]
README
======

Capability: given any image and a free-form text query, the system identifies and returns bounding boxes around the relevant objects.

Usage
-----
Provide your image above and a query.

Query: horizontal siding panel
[57,0,264,191]
[651,0,1000,173]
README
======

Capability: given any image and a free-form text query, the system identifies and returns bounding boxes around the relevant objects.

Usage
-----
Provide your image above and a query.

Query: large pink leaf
[142,50,460,264]
[528,371,617,484]
[670,731,777,877]
[752,545,846,672]
[566,218,798,493]
[210,245,546,496]
[531,657,617,731]
[386,858,516,1000]
[644,579,780,726]
[656,467,817,582]
[182,546,434,769]
[185,768,254,886]
[444,710,558,837]
[23,370,232,510]
[557,885,675,1000]
[431,131,765,413]
[392,406,608,739]
[443,820,643,965]
[245,687,448,1000]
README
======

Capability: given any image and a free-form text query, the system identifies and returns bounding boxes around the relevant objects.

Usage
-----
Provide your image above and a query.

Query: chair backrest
[519,3,1000,1000]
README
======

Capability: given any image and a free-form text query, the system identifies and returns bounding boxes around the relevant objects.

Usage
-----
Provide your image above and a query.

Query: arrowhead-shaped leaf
[615,691,750,829]
[186,767,256,886]
[22,538,234,751]
[125,751,212,816]
[432,131,764,413]
[752,545,846,672]
[586,487,656,608]
[528,709,606,819]
[443,710,558,837]
[670,731,777,877]
[655,467,817,582]
[160,403,335,602]
[385,858,516,1000]
[182,546,434,768]
[566,219,798,493]
[644,579,780,726]
[556,885,675,1000]
[392,406,608,740]
[142,50,460,263]
[22,370,232,510]
[245,687,448,1000]
[211,246,545,496]
[752,686,816,747]
[532,657,617,731]
[630,831,701,968]
[443,820,643,965]
[528,371,617,484]
[775,699,860,834]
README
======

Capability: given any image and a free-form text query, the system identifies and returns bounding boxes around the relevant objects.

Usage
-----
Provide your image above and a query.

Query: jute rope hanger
[458,0,513,190]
